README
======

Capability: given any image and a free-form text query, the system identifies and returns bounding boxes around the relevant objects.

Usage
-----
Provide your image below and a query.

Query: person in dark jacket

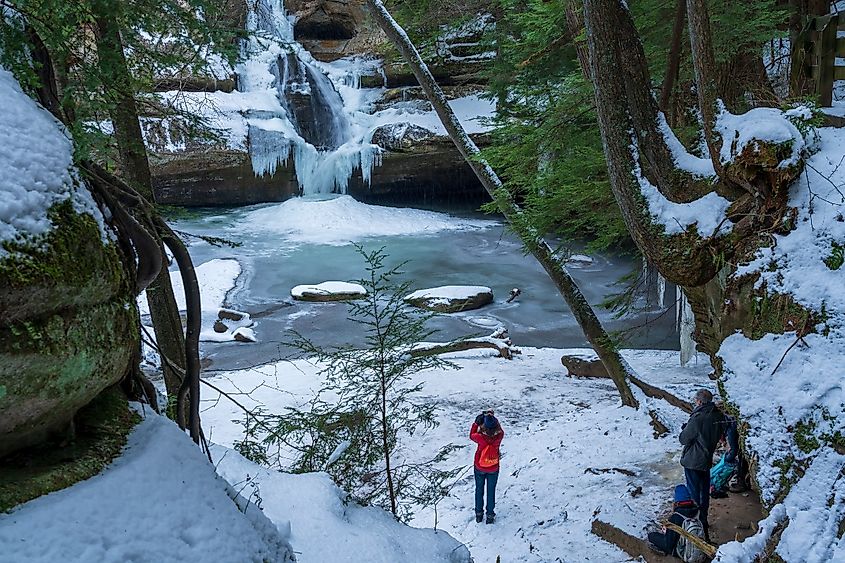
[679,389,725,541]
[470,410,504,524]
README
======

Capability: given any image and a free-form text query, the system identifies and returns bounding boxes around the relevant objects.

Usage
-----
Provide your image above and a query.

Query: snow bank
[0,66,106,257]
[200,347,715,562]
[0,408,294,563]
[212,447,471,563]
[137,258,245,343]
[718,126,845,560]
[241,195,494,245]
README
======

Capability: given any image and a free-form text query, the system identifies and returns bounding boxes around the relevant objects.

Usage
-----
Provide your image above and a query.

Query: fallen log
[591,519,676,563]
[562,354,693,413]
[411,328,520,360]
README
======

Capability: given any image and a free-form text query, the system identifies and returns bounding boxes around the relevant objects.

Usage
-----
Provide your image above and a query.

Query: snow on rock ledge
[404,285,493,313]
[292,281,368,301]
[212,447,472,563]
[0,409,295,563]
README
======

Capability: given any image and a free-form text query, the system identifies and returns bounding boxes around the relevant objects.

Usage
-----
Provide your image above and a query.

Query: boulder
[404,286,493,313]
[213,319,229,333]
[560,354,609,378]
[0,202,137,458]
[233,327,257,343]
[370,123,438,152]
[291,282,368,302]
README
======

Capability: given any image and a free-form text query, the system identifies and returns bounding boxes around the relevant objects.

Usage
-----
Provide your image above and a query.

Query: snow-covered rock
[291,281,368,301]
[0,409,295,563]
[404,285,493,313]
[0,67,106,256]
[370,122,438,152]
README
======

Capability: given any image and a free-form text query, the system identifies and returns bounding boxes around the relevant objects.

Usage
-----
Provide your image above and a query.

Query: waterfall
[238,0,382,195]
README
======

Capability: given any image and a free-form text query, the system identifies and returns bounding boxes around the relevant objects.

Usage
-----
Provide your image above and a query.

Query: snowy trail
[201,347,712,562]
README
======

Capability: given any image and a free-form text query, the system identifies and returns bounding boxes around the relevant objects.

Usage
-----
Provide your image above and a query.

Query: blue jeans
[684,468,711,531]
[474,468,499,515]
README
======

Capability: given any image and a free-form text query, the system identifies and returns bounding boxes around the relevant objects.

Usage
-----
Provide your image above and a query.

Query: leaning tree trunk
[366,0,639,408]
[92,7,200,436]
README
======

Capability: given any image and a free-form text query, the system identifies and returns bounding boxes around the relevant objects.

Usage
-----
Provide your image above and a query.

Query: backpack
[710,453,737,494]
[675,515,708,563]
[478,444,500,468]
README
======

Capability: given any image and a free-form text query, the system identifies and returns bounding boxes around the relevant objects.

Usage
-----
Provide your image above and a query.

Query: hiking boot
[486,513,495,524]
[475,511,483,523]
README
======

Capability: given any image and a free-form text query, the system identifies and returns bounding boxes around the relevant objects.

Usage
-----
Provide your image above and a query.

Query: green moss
[0,199,129,322]
[0,197,137,456]
[794,418,821,454]
[0,386,140,512]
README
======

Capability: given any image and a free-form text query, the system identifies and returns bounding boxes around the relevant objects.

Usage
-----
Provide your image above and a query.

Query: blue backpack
[710,453,737,493]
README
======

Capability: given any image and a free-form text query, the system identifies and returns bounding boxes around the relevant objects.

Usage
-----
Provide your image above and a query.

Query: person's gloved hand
[475,414,484,426]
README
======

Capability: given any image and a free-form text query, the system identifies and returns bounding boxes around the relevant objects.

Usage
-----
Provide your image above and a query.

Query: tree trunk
[366,0,639,408]
[660,1,686,117]
[92,8,192,427]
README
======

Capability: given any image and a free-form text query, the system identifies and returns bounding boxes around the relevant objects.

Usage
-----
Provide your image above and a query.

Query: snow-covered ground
[138,258,246,343]
[0,408,295,563]
[200,346,712,562]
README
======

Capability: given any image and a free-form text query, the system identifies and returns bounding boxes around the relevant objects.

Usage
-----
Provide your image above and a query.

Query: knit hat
[483,415,497,430]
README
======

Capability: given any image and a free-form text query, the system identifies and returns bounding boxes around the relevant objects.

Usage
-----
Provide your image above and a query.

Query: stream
[171,195,681,372]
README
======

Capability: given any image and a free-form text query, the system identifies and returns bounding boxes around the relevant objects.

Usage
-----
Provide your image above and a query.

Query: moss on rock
[0,199,138,457]
[0,386,140,512]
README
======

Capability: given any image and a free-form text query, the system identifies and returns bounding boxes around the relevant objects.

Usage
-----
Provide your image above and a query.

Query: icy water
[173,195,680,372]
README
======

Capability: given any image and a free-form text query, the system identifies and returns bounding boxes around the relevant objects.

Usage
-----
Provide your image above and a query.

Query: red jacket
[470,422,504,473]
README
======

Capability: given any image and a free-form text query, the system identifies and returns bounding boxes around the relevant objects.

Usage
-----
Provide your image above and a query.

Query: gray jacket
[679,401,725,471]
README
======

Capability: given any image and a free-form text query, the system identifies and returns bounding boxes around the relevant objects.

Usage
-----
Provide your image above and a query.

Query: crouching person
[471,410,504,524]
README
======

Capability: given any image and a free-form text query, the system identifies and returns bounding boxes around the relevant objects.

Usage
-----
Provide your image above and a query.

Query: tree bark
[660,1,686,116]
[685,0,723,167]
[92,7,192,427]
[366,0,639,408]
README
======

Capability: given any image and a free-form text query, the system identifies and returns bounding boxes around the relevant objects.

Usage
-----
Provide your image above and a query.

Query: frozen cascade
[657,273,665,309]
[677,285,695,366]
[239,0,382,194]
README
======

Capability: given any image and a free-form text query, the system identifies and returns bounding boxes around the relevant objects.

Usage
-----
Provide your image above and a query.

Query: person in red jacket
[471,409,504,524]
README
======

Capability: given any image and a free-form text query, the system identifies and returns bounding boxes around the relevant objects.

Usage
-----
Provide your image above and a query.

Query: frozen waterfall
[239,0,382,195]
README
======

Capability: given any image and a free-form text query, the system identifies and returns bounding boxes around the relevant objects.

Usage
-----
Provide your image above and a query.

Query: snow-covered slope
[715,125,845,562]
[212,447,471,563]
[0,409,295,563]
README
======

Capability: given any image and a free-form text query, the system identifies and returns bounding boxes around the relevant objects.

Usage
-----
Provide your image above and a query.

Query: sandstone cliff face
[147,0,495,206]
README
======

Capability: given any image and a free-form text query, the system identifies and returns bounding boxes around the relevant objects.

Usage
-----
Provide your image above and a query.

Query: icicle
[657,273,666,309]
[678,286,695,366]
